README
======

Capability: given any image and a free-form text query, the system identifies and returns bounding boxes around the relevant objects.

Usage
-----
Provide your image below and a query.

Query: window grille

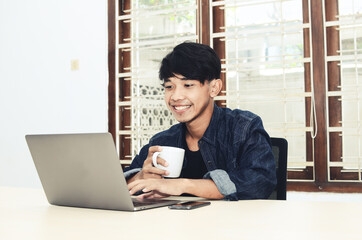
[111,0,362,188]
[116,0,198,164]
[324,0,362,181]
[211,0,314,179]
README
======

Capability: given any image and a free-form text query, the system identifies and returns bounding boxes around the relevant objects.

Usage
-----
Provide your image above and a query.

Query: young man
[125,42,276,201]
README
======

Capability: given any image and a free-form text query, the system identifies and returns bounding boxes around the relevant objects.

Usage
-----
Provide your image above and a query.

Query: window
[111,0,198,165]
[325,0,362,183]
[108,0,362,192]
[216,0,312,182]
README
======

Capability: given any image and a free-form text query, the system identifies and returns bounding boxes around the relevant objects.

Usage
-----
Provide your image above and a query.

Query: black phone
[168,201,211,210]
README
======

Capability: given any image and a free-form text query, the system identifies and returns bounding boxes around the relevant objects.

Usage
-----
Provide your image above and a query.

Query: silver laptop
[25,133,179,211]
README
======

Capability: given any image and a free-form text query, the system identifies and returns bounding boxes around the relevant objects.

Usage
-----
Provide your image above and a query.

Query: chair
[268,137,288,200]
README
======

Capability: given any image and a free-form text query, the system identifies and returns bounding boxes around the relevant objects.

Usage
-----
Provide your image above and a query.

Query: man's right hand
[127,146,169,183]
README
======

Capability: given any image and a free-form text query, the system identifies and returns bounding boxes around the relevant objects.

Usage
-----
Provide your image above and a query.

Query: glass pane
[224,0,308,169]
[339,0,362,16]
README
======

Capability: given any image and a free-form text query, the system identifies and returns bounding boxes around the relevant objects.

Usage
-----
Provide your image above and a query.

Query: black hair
[159,42,221,84]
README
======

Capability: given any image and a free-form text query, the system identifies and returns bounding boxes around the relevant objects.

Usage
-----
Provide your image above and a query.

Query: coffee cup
[152,146,185,178]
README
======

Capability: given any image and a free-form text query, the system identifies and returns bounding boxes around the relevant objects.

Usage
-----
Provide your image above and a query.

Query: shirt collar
[177,104,222,147]
[180,103,220,146]
[201,103,220,146]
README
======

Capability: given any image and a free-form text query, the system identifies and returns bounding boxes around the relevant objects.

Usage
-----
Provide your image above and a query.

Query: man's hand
[128,179,185,199]
[128,146,169,183]
[128,178,224,200]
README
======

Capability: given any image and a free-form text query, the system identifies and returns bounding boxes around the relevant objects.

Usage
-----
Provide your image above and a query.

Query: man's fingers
[154,156,169,167]
[139,145,170,178]
[128,179,160,196]
[128,180,148,195]
[146,146,170,167]
[147,146,163,156]
[143,146,166,167]
[143,155,169,176]
[143,165,168,177]
[128,179,175,198]
[139,191,157,199]
[140,190,169,199]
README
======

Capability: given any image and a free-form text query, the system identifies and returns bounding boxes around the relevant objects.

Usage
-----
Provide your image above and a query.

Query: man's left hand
[128,179,184,199]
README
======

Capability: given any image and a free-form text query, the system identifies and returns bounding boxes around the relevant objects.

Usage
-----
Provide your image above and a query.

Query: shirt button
[199,140,203,145]
[207,161,212,166]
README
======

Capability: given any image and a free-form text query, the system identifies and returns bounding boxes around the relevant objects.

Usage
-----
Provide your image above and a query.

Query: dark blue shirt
[124,104,277,201]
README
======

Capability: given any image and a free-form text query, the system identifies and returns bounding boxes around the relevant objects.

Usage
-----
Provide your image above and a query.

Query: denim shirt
[124,104,276,201]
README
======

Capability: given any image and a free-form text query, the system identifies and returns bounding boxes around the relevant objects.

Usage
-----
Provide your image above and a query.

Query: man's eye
[164,85,172,89]
[185,84,193,88]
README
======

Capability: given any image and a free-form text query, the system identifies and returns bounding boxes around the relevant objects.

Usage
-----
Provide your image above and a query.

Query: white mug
[152,146,185,178]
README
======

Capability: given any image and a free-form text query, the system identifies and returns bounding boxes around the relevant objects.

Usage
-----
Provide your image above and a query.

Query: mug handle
[152,152,160,167]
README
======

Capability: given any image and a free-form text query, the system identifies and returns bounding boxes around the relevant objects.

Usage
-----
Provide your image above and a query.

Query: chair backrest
[268,137,288,200]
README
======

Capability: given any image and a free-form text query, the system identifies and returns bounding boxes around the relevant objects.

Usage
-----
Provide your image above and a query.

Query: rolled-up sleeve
[123,168,142,179]
[123,144,150,180]
[203,169,238,200]
[228,117,277,200]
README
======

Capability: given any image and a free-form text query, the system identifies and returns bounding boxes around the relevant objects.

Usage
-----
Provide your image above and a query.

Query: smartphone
[168,201,211,210]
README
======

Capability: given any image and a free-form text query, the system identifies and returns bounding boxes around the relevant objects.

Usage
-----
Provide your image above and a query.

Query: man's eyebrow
[161,79,169,87]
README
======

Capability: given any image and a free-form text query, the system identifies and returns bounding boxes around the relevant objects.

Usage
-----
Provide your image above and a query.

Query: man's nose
[171,87,185,101]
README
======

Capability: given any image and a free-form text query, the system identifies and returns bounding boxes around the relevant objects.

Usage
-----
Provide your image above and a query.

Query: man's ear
[209,79,222,98]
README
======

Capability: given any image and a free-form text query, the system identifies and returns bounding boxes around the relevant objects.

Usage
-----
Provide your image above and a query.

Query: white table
[0,187,361,240]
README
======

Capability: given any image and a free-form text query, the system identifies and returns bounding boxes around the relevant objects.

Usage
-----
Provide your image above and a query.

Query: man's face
[164,74,213,125]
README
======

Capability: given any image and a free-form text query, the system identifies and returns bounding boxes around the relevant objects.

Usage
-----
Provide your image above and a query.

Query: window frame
[108,0,362,192]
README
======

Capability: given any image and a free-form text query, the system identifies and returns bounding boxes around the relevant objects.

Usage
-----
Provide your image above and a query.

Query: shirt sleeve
[204,116,277,201]
[123,144,150,180]
[226,117,277,200]
[203,170,238,200]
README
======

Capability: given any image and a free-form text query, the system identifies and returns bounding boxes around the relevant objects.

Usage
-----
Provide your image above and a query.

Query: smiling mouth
[172,105,191,111]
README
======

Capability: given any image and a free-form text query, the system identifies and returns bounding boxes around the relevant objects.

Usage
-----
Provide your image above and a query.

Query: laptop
[25,132,180,211]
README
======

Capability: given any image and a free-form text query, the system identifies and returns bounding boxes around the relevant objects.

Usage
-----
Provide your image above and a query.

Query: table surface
[1,187,361,240]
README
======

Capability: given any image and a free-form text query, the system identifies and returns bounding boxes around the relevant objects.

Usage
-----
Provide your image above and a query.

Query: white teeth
[174,105,190,110]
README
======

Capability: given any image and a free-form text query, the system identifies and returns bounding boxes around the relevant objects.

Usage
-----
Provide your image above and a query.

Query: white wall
[0,0,108,188]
